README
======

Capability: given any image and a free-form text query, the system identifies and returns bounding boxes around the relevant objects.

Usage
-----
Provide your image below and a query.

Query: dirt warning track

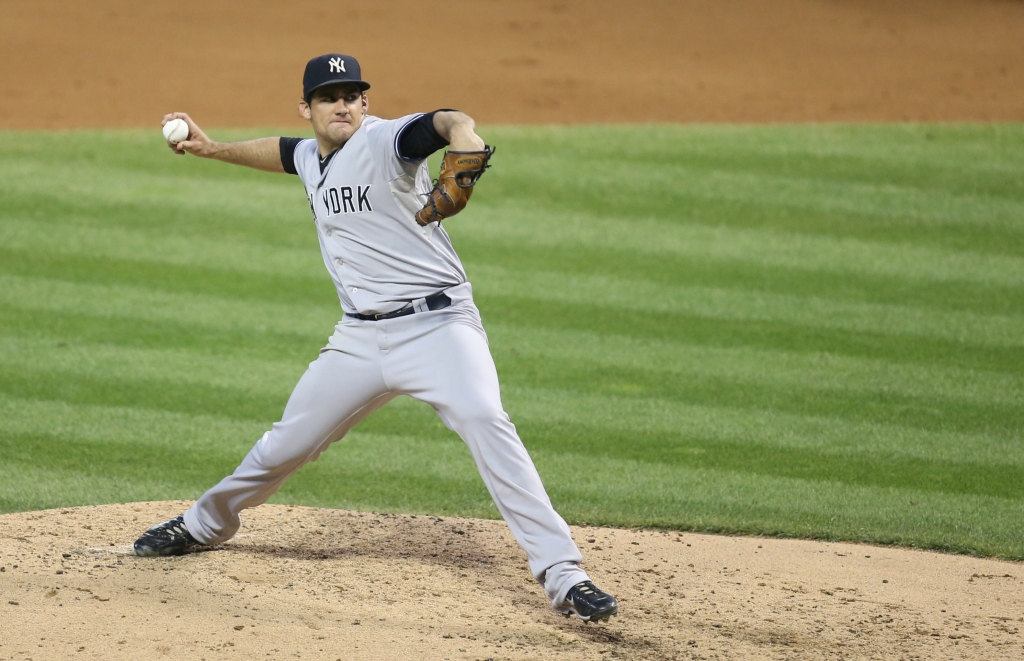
[1,0,1023,129]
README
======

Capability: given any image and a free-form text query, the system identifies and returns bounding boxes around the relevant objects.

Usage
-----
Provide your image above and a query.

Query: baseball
[162,118,189,144]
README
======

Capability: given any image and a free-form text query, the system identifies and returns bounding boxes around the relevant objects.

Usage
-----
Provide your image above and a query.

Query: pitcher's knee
[446,406,516,436]
[249,430,322,477]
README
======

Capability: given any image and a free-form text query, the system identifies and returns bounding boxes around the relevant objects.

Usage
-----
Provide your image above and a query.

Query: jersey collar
[318,148,339,174]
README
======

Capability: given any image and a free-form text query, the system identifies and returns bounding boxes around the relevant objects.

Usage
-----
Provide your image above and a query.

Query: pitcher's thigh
[257,348,389,468]
[400,316,505,423]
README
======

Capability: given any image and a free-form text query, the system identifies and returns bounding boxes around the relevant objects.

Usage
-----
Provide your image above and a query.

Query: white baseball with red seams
[162,118,188,144]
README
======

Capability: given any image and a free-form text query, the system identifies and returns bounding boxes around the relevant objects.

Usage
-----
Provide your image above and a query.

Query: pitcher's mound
[1,502,1021,660]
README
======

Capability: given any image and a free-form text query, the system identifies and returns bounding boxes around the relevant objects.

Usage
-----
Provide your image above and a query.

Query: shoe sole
[558,605,619,623]
[133,542,199,557]
[134,546,183,557]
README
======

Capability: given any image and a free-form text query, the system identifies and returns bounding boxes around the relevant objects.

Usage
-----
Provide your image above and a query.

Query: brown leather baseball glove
[415,146,495,226]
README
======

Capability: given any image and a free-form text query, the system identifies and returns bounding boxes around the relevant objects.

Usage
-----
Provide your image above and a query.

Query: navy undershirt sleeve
[396,110,456,162]
[279,137,303,175]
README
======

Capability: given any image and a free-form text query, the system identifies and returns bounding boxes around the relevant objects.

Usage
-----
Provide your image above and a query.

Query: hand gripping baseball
[415,146,495,226]
[160,112,214,157]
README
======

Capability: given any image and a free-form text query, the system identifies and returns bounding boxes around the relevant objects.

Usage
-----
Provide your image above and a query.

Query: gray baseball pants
[183,283,590,608]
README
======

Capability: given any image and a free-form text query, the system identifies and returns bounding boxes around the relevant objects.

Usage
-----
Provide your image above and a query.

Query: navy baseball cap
[303,54,370,100]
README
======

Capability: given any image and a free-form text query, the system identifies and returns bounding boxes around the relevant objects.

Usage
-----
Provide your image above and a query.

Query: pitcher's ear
[298,99,311,120]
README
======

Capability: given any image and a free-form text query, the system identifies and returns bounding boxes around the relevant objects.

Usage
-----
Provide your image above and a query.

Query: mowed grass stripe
[4,298,1019,421]
[5,129,1024,281]
[460,230,1024,319]
[5,215,1023,318]
[0,393,488,515]
[5,417,1022,556]
[468,266,1024,349]
[485,124,1024,201]
[0,395,266,453]
[3,323,1019,460]
[500,153,1024,229]
[0,245,334,307]
[516,419,1024,500]
[481,294,1022,375]
[0,338,304,421]
[459,238,1023,317]
[2,289,1021,458]
[4,406,1019,557]
[1,306,1019,459]
[485,325,1024,409]
[495,386,1023,468]
[5,254,1020,361]
[4,348,1020,504]
[487,349,1023,439]
[0,273,338,337]
[0,365,287,423]
[538,451,1024,558]
[481,124,1024,254]
[5,385,1018,479]
[2,431,242,495]
[0,304,321,363]
[456,206,1024,288]
[1,125,1022,558]
[4,186,1022,290]
[5,269,1019,386]
[0,464,195,515]
[2,326,1020,481]
[0,217,325,278]
[0,155,307,225]
[4,247,1021,359]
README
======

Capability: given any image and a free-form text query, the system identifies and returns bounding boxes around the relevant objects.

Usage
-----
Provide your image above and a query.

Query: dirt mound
[2,0,1023,129]
[1,502,1021,660]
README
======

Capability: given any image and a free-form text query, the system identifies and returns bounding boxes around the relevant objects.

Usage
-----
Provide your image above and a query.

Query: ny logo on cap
[328,57,346,73]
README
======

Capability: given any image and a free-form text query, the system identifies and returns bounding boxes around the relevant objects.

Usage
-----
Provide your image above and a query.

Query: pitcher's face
[301,83,368,149]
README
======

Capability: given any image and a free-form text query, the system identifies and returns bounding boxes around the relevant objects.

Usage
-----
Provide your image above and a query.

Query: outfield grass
[1,124,1022,558]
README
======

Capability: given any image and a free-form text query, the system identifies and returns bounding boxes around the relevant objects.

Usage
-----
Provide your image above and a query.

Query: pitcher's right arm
[161,112,285,173]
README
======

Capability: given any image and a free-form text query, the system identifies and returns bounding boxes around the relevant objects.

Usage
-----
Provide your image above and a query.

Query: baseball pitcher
[132,54,618,623]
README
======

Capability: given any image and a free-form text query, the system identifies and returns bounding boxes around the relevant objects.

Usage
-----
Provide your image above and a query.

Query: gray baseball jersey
[291,114,468,315]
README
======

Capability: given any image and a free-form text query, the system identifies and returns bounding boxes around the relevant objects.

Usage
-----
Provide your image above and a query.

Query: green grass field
[1,124,1022,558]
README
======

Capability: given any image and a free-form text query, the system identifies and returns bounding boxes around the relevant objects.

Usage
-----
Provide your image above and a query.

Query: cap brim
[305,79,371,99]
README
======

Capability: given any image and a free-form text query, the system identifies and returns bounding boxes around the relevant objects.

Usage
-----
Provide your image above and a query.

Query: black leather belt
[347,291,452,321]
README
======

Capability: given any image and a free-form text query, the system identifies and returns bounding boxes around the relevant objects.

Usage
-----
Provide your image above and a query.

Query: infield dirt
[2,502,1022,661]
[2,1,1023,659]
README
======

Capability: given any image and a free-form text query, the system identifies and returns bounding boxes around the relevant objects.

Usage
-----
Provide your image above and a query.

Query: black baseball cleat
[558,581,619,622]
[133,515,203,557]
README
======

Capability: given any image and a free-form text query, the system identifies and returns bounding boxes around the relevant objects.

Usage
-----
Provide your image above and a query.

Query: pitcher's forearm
[205,138,285,173]
[162,112,286,173]
[433,111,486,151]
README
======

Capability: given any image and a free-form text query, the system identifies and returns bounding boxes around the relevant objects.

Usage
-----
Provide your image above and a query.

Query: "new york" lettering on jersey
[320,185,373,217]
